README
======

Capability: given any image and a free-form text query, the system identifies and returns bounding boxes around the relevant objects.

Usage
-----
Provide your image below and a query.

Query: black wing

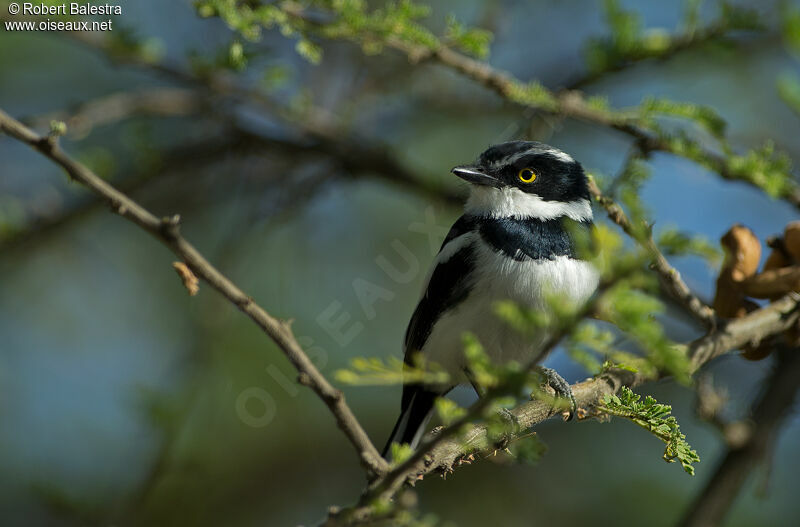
[383,217,478,456]
[403,215,478,362]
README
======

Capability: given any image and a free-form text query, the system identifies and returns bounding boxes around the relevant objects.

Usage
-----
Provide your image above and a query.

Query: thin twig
[0,108,389,478]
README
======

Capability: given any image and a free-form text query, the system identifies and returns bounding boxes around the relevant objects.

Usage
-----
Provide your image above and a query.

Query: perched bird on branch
[383,141,600,456]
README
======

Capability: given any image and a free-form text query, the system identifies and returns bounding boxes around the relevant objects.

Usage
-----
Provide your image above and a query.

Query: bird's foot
[535,366,577,421]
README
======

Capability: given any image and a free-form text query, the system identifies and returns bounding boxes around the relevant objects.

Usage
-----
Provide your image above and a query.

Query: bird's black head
[451,141,591,220]
[452,141,589,203]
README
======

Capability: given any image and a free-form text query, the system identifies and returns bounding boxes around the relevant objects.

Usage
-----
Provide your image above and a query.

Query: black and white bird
[382,141,600,456]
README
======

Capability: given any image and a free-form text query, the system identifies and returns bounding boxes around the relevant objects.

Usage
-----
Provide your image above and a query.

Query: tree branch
[389,42,800,211]
[324,293,800,526]
[0,108,388,478]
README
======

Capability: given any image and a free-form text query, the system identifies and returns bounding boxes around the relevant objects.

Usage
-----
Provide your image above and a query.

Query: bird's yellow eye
[518,168,537,183]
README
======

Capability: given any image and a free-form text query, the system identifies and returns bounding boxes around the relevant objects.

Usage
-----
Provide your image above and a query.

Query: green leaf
[639,97,727,140]
[444,14,493,59]
[657,227,721,266]
[462,333,498,388]
[725,141,794,198]
[389,442,414,465]
[295,38,323,64]
[601,387,700,475]
[434,398,466,426]
[334,356,449,386]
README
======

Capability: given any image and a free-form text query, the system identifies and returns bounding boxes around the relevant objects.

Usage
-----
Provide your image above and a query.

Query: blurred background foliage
[1,0,799,525]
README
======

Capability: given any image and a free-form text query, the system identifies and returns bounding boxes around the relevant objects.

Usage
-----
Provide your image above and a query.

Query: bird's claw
[536,366,577,420]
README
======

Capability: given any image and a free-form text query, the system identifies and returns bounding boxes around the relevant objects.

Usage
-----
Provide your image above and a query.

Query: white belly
[421,243,599,381]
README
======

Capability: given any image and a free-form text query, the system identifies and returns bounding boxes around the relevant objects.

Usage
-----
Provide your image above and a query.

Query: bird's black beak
[451,166,501,188]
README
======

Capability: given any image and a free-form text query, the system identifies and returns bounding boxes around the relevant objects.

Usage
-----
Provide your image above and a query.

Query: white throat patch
[465,186,592,221]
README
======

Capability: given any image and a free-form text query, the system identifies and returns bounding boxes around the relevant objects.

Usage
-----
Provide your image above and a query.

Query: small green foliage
[295,38,323,64]
[228,40,247,70]
[585,95,612,113]
[584,0,686,73]
[614,156,652,208]
[196,0,440,64]
[462,333,499,388]
[564,323,605,374]
[444,14,493,59]
[599,283,691,384]
[725,141,794,198]
[506,81,559,111]
[334,356,449,386]
[661,132,708,168]
[434,398,466,425]
[584,0,643,73]
[194,0,266,41]
[49,120,67,137]
[639,97,727,140]
[615,157,653,239]
[585,0,760,75]
[566,322,654,376]
[601,360,638,374]
[589,223,628,277]
[389,442,415,465]
[601,387,700,475]
[657,227,721,266]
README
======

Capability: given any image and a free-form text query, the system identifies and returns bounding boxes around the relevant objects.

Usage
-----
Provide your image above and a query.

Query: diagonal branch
[0,108,389,478]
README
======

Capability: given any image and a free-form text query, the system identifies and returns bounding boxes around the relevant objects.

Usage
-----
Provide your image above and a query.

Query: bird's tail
[381,389,438,460]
